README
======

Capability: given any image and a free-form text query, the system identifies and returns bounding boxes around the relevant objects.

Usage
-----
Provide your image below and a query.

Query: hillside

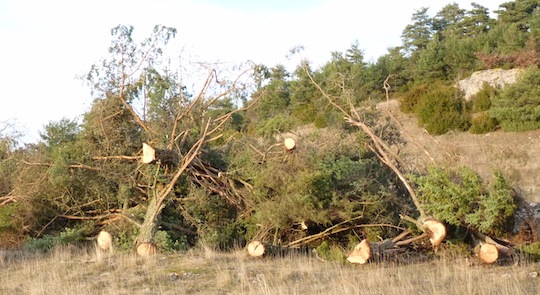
[379,99,540,203]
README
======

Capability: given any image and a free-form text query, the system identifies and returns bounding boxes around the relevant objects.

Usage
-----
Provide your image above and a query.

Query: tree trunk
[246,240,308,257]
[473,232,516,264]
[137,193,163,244]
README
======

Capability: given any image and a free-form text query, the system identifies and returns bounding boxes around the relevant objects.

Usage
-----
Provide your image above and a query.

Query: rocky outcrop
[457,68,523,100]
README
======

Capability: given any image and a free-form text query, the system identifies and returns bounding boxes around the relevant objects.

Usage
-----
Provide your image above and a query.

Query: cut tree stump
[347,239,371,264]
[478,243,499,263]
[97,230,113,252]
[283,138,296,151]
[422,219,446,250]
[137,242,157,257]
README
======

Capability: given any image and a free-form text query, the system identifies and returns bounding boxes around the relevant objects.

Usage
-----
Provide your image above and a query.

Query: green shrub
[469,112,498,134]
[400,83,429,113]
[516,242,540,261]
[255,114,295,137]
[414,84,471,135]
[316,241,345,262]
[469,82,497,113]
[413,167,516,235]
[490,67,540,131]
[23,227,87,252]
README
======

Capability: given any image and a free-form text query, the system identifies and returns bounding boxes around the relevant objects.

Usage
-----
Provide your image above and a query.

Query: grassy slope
[380,99,540,203]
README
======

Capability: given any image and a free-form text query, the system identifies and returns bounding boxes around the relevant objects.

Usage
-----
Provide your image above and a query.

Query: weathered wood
[347,230,438,264]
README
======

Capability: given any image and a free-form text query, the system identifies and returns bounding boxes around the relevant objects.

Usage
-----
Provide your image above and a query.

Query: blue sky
[0,0,504,144]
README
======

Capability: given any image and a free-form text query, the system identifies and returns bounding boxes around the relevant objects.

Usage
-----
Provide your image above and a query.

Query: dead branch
[58,213,142,227]
[0,195,17,206]
[93,155,140,161]
[287,218,407,248]
[119,72,155,136]
[303,68,425,219]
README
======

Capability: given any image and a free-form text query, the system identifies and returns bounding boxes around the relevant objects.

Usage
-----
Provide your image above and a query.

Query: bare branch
[301,65,427,220]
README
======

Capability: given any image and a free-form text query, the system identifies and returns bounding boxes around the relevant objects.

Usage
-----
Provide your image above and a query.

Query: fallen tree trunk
[348,230,428,264]
[473,232,516,264]
[247,240,308,258]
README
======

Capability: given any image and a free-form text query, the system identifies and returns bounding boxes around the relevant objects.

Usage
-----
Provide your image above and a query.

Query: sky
[0,0,504,144]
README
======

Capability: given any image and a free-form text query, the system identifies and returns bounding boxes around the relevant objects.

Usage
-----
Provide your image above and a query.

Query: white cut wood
[423,219,446,248]
[97,230,113,252]
[347,239,371,264]
[284,138,296,151]
[137,242,157,257]
[247,240,266,257]
[142,143,156,164]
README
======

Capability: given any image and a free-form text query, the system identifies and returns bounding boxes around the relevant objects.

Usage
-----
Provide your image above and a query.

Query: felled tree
[83,25,257,248]
[301,64,447,250]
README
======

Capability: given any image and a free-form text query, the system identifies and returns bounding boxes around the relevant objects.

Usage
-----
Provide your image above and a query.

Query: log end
[478,243,499,263]
[284,138,296,151]
[423,219,446,248]
[247,240,266,257]
[137,242,157,257]
[97,230,113,251]
[142,143,156,164]
[347,239,371,264]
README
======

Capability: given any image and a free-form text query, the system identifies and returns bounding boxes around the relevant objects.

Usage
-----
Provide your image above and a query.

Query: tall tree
[401,7,433,56]
[461,2,495,37]
[496,0,540,31]
[432,3,466,37]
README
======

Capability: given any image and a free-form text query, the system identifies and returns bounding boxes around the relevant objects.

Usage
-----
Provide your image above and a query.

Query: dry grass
[1,246,539,295]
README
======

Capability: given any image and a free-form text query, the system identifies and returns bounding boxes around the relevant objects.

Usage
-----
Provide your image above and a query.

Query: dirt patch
[378,100,540,203]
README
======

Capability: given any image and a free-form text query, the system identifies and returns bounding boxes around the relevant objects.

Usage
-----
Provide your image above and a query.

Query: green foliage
[516,242,540,261]
[469,112,498,134]
[490,67,540,131]
[413,167,516,235]
[255,114,295,137]
[23,227,87,252]
[468,82,500,134]
[316,241,345,262]
[183,188,245,250]
[470,83,497,112]
[113,226,140,252]
[399,83,429,113]
[401,7,433,55]
[9,11,540,255]
[413,82,471,135]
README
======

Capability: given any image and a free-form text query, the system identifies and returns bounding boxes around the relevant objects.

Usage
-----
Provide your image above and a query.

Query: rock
[457,68,523,100]
[513,202,540,241]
